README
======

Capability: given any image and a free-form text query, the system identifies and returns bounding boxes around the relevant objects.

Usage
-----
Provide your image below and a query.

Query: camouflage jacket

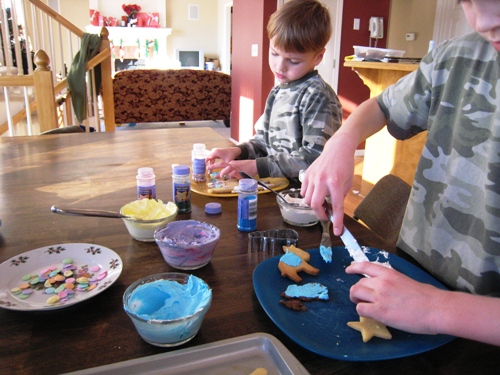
[237,70,342,179]
[378,32,500,296]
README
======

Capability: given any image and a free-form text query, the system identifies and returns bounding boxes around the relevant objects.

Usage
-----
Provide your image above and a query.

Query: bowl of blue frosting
[123,273,212,347]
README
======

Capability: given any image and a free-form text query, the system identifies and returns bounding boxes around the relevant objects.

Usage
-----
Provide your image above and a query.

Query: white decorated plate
[0,243,122,311]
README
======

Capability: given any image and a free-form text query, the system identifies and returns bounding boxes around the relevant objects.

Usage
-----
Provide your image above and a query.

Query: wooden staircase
[0,0,115,136]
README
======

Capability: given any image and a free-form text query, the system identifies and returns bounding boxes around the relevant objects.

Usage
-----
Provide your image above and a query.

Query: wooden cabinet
[344,61,425,195]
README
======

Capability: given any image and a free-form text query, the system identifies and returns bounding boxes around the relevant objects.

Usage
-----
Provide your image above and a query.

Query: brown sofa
[113,69,231,126]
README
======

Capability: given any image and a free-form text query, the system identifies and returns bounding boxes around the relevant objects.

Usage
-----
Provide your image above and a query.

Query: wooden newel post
[33,50,58,133]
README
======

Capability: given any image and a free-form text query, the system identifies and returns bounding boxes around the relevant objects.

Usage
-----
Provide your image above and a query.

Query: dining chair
[353,174,411,246]
[39,125,86,135]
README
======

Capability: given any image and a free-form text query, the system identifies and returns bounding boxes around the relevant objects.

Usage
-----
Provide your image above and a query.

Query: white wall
[166,0,218,60]
[387,0,437,57]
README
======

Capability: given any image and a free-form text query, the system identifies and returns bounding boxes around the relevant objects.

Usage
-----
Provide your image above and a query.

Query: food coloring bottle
[136,167,156,199]
[172,165,192,213]
[192,143,207,182]
[237,179,258,232]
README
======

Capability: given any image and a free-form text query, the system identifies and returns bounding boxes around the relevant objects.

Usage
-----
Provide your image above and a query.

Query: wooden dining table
[0,128,499,374]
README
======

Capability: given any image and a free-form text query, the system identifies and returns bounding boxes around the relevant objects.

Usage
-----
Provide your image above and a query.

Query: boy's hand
[346,262,442,335]
[206,147,241,166]
[208,159,258,180]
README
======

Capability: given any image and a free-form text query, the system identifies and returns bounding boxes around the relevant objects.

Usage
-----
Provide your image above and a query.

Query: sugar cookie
[347,316,392,342]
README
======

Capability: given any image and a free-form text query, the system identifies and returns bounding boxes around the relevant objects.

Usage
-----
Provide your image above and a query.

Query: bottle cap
[137,167,154,177]
[205,202,222,214]
[173,165,190,175]
[193,143,206,151]
[239,178,257,192]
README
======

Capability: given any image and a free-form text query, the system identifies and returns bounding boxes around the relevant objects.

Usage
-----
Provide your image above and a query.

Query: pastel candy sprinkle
[90,265,101,272]
[13,260,111,306]
[47,295,60,304]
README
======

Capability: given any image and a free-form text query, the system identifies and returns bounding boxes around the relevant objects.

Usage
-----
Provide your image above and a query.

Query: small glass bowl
[154,220,221,270]
[120,204,178,242]
[277,189,319,227]
[123,272,212,347]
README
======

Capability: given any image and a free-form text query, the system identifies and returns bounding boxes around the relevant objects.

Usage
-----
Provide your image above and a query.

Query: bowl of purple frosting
[154,220,221,270]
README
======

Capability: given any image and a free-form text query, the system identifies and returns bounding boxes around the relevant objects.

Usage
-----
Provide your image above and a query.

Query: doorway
[221,2,233,75]
[316,0,343,92]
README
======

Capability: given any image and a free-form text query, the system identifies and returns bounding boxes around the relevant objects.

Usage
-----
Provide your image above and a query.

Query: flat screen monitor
[175,49,204,69]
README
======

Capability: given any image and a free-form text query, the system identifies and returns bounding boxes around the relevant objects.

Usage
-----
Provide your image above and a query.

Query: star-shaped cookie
[347,316,392,342]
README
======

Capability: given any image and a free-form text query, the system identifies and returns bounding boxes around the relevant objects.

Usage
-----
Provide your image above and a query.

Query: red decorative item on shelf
[89,9,99,26]
[122,4,141,17]
[135,13,160,28]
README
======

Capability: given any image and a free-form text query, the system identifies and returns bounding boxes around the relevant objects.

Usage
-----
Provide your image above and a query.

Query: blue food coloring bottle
[237,179,258,232]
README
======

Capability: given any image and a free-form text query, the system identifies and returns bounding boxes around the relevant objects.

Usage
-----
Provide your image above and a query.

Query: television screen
[176,50,204,69]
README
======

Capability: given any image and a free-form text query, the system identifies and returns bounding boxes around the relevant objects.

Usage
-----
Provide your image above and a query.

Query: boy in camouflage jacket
[206,0,342,179]
[302,0,500,346]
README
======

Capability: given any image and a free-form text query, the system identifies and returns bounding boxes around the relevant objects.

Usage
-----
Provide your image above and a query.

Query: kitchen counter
[344,60,425,195]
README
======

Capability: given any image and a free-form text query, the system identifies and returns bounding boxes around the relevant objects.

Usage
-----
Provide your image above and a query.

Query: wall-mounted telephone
[369,17,383,39]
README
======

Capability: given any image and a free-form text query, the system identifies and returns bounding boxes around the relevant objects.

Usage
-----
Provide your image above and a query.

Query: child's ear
[314,48,326,66]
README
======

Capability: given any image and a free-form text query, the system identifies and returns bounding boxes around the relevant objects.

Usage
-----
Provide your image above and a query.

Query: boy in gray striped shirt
[207,0,342,179]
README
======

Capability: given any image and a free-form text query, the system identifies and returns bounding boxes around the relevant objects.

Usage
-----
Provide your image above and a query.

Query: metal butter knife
[322,200,369,263]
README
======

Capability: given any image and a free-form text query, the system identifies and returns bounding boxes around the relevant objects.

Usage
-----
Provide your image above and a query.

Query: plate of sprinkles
[0,243,122,311]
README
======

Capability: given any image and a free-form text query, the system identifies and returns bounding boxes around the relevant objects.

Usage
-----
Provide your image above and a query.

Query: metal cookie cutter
[248,229,299,253]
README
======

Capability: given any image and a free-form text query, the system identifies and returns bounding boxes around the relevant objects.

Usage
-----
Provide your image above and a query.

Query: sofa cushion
[113,69,231,124]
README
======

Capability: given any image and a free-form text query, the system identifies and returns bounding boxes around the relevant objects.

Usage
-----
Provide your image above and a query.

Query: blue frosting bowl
[123,273,212,347]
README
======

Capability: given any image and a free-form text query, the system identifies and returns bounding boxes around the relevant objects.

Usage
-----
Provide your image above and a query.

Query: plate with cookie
[253,246,455,361]
[191,176,289,197]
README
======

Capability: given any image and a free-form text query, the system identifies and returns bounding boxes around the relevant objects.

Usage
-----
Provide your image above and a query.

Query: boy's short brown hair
[267,0,331,53]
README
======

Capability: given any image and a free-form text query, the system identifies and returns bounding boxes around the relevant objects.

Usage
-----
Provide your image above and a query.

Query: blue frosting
[285,283,328,300]
[280,252,302,266]
[125,275,211,320]
[319,245,332,263]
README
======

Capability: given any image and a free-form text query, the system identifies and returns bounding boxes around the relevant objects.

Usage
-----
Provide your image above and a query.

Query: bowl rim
[123,272,212,324]
[153,219,221,244]
[120,200,178,223]
[277,189,314,210]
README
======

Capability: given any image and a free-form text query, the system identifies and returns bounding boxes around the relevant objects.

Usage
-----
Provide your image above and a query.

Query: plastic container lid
[173,165,190,176]
[137,167,155,178]
[205,202,222,215]
[238,179,257,192]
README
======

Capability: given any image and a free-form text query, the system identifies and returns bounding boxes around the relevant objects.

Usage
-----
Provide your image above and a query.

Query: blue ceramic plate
[253,247,455,361]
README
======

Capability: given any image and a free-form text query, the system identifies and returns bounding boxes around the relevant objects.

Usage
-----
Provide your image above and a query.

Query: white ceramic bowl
[120,201,178,242]
[154,220,220,270]
[277,189,319,227]
[123,273,212,347]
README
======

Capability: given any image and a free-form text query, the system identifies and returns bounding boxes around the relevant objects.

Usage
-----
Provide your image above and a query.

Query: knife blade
[340,226,369,263]
[322,200,369,263]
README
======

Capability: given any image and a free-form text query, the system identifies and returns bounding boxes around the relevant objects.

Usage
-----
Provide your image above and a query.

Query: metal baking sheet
[64,333,310,375]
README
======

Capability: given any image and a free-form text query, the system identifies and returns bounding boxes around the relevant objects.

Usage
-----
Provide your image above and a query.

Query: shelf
[85,26,172,41]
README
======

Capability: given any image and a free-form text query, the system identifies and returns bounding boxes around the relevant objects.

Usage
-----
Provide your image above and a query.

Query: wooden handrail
[1,3,115,135]
[0,75,35,87]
